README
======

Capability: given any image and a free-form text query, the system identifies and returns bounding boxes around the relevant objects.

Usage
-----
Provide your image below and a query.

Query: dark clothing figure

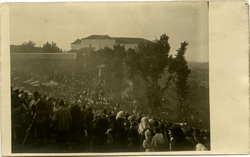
[22,96,31,129]
[70,105,86,151]
[92,116,109,152]
[30,99,48,125]
[11,92,24,126]
[44,100,53,142]
[91,117,99,152]
[169,124,192,151]
[112,118,127,151]
[84,109,94,135]
[127,123,141,152]
[30,98,48,145]
[184,129,196,150]
[11,91,27,149]
[84,108,94,150]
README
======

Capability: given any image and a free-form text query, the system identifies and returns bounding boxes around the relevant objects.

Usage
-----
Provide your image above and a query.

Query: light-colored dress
[143,138,154,152]
[143,129,154,152]
[152,133,166,151]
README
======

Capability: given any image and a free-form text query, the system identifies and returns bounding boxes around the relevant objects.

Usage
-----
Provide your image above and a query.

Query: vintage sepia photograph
[8,2,210,153]
[1,1,249,155]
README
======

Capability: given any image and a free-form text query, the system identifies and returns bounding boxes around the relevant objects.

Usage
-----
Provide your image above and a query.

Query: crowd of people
[11,70,210,153]
[12,70,119,113]
[11,91,210,153]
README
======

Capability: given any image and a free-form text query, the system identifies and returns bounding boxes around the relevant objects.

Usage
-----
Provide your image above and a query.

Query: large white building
[71,35,151,51]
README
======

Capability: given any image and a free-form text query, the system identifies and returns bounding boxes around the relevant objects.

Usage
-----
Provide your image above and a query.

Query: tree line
[11,41,63,53]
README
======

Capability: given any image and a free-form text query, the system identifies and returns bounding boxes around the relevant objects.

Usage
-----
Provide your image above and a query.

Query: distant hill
[188,62,209,69]
[188,62,209,90]
[188,62,209,129]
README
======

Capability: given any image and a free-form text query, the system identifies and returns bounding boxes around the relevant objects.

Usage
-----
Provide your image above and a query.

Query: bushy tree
[42,41,62,53]
[168,41,191,121]
[22,40,36,47]
[91,44,127,77]
[125,34,171,114]
[107,44,126,79]
[19,41,38,53]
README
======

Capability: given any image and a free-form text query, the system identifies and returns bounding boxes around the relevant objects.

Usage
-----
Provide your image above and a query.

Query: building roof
[81,35,113,40]
[11,53,76,60]
[75,35,152,46]
[114,37,151,44]
[10,45,22,52]
[97,35,113,40]
[82,35,103,40]
[71,39,81,45]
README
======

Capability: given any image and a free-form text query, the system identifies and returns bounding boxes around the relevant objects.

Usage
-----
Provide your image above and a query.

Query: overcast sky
[9,2,208,62]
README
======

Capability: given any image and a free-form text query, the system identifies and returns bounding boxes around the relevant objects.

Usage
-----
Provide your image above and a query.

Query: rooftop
[113,37,151,44]
[97,35,113,40]
[74,35,152,45]
[82,35,111,40]
[71,39,81,45]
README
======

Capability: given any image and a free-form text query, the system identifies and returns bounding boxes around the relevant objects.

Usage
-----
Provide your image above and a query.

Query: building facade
[71,35,151,51]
